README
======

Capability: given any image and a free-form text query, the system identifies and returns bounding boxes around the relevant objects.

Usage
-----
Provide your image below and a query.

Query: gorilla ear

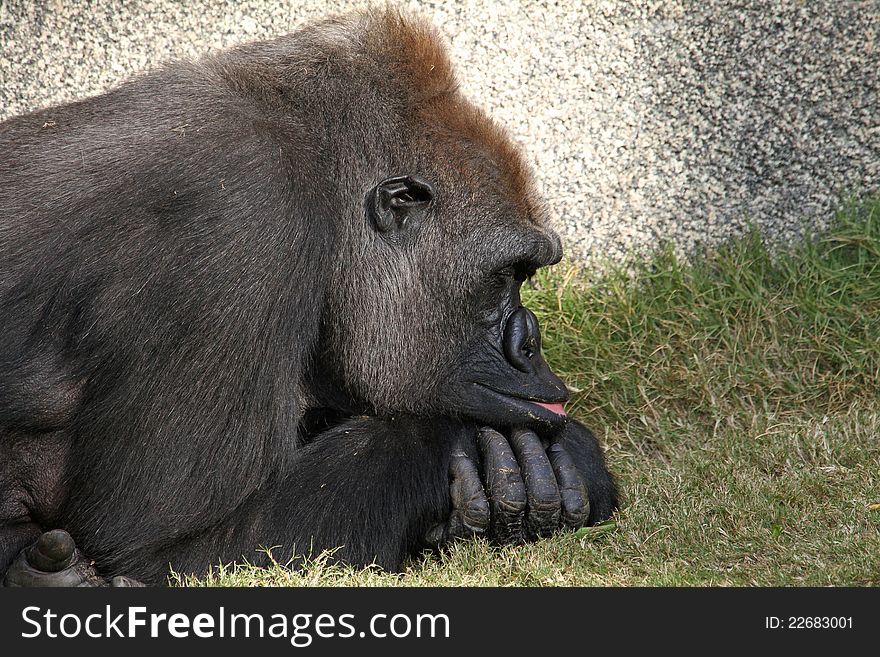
[367,175,434,234]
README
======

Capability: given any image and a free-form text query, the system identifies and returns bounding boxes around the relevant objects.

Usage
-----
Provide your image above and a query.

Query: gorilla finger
[547,438,590,528]
[477,427,526,544]
[559,421,619,525]
[509,428,561,538]
[422,448,488,548]
[447,448,490,538]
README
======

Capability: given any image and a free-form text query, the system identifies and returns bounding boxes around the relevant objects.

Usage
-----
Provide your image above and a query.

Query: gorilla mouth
[475,384,569,423]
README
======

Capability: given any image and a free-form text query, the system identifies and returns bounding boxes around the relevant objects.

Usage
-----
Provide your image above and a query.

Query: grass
[184,199,880,586]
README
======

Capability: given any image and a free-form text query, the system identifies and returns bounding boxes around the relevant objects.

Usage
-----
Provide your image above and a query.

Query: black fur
[0,9,616,584]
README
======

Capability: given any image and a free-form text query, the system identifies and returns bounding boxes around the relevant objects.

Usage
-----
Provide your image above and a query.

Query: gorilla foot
[2,529,143,587]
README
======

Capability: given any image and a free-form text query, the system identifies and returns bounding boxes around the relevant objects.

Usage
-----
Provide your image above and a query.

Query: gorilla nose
[503,307,544,373]
[501,306,570,409]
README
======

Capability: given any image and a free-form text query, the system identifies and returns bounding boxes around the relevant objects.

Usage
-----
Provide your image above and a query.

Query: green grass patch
[187,200,880,586]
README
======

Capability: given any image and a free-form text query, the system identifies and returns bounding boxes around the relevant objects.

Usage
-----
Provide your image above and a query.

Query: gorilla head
[296,12,569,427]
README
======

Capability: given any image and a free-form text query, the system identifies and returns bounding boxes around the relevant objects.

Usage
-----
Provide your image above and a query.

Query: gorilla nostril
[503,307,542,372]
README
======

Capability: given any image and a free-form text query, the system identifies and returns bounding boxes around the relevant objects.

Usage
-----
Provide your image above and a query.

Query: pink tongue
[533,402,567,416]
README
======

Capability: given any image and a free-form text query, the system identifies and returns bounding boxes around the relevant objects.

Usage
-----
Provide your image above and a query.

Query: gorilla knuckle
[495,497,527,517]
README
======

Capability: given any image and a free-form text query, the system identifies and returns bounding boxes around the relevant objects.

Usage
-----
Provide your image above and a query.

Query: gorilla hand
[3,529,143,587]
[426,419,616,548]
[477,426,592,543]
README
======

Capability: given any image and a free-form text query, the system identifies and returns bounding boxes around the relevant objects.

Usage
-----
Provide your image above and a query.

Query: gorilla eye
[495,261,537,284]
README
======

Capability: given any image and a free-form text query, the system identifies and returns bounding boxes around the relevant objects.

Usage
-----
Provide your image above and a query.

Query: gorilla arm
[5,415,462,583]
[4,413,613,585]
[169,414,616,575]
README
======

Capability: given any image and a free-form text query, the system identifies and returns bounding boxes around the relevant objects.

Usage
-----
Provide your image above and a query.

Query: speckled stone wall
[2,0,878,263]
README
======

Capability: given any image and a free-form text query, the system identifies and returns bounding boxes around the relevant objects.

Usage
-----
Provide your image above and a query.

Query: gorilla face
[320,160,569,430]
[370,172,569,429]
[310,29,571,429]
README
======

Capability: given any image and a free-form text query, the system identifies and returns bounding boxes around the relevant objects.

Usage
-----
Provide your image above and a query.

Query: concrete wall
[2,0,878,263]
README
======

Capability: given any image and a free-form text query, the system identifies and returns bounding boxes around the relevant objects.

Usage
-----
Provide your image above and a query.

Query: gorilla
[0,8,616,586]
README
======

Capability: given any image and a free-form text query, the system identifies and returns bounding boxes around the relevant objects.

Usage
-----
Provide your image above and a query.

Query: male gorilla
[0,9,616,586]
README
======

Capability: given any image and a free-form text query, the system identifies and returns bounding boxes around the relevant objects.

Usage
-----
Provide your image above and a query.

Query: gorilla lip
[477,384,568,420]
[531,401,567,416]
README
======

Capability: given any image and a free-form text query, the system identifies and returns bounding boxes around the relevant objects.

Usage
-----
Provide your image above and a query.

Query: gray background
[2,0,878,264]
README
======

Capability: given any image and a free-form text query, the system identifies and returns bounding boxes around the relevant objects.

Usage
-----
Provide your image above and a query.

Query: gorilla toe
[3,529,104,587]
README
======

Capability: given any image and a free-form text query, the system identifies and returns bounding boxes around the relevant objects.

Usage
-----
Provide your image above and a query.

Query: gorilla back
[0,9,616,585]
